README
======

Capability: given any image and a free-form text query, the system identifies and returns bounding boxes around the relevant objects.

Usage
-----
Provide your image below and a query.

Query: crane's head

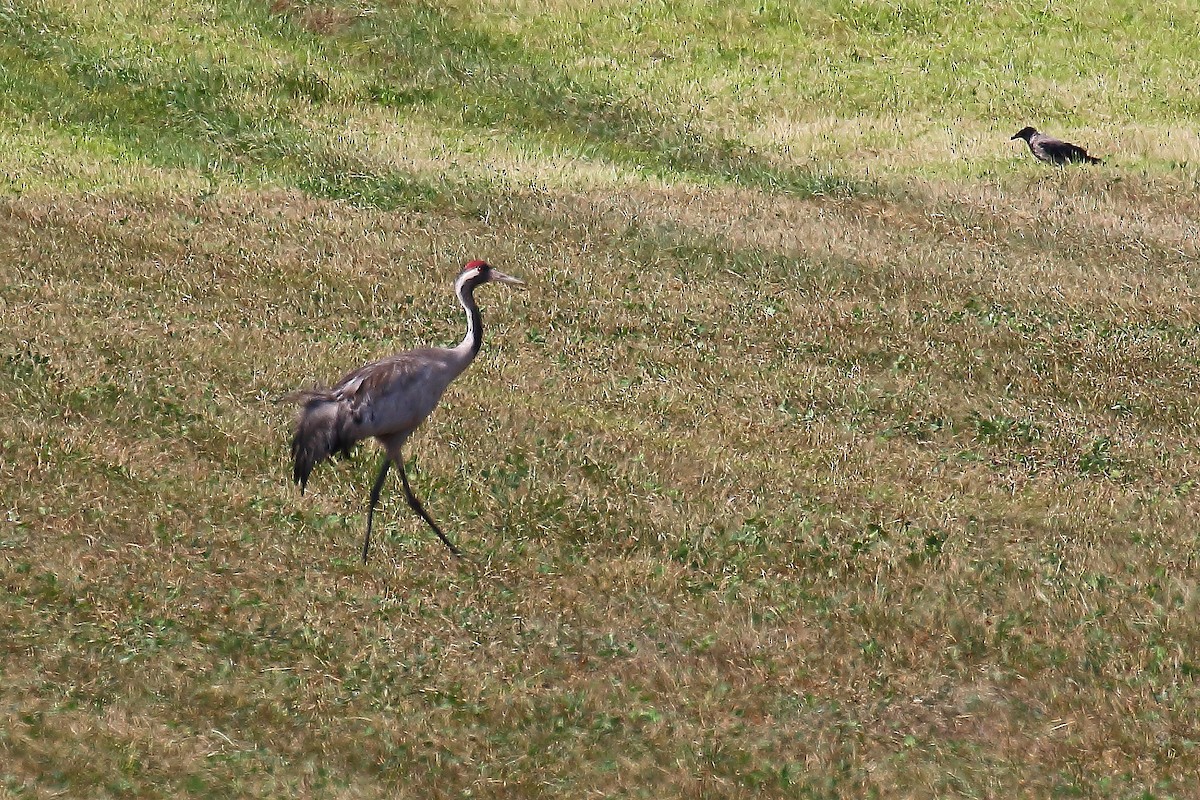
[459,260,525,289]
[1011,126,1037,142]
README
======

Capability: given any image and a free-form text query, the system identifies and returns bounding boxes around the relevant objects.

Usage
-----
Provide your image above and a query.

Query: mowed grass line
[4,175,1200,796]
[0,0,863,200]
[4,0,1200,199]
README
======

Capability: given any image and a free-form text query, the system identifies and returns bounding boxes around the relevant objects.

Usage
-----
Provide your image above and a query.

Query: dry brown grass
[3,166,1200,797]
[7,1,1200,793]
[268,0,365,36]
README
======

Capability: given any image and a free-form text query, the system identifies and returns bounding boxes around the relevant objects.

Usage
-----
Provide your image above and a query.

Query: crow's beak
[491,270,526,287]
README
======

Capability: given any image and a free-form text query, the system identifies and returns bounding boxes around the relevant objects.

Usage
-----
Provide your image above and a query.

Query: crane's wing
[330,348,461,438]
[286,347,462,489]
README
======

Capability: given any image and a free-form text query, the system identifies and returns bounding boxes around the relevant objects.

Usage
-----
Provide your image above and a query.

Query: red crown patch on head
[463,260,489,272]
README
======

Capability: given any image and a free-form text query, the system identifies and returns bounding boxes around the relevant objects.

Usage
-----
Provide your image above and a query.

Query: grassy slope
[3,1,1200,797]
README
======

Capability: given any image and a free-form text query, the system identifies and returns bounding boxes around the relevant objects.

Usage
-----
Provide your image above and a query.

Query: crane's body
[290,346,471,476]
[1011,126,1103,166]
[286,260,523,561]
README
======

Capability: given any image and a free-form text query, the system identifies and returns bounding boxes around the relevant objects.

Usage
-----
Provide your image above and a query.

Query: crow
[1011,127,1103,165]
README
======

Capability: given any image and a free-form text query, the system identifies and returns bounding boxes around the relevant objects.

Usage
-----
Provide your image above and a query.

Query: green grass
[4,1,1200,797]
[4,0,1199,195]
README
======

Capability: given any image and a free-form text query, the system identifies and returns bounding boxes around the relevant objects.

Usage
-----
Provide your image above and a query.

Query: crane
[285,260,525,561]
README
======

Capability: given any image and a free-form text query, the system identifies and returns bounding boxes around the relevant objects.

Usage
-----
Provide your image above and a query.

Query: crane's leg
[396,455,463,557]
[363,456,391,563]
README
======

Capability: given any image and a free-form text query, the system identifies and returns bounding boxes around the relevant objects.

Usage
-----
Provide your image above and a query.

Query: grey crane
[285,260,525,561]
[1011,126,1103,165]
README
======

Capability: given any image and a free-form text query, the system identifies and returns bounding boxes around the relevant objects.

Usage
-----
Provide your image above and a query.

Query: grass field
[4,1,1200,797]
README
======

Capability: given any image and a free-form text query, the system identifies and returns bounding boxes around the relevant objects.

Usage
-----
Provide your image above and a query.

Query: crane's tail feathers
[289,391,356,491]
[279,387,328,405]
[1086,154,1103,164]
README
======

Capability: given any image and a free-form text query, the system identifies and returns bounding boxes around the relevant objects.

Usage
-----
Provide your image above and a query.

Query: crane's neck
[452,271,485,361]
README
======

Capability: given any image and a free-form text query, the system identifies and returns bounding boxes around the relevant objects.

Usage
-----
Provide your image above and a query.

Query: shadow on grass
[265,1,866,198]
[0,2,452,208]
[1,1,867,207]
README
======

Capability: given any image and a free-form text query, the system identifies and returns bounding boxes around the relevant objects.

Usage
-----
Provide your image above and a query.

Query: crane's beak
[491,270,525,287]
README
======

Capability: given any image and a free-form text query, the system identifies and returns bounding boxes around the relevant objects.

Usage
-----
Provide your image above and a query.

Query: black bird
[1011,127,1103,165]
